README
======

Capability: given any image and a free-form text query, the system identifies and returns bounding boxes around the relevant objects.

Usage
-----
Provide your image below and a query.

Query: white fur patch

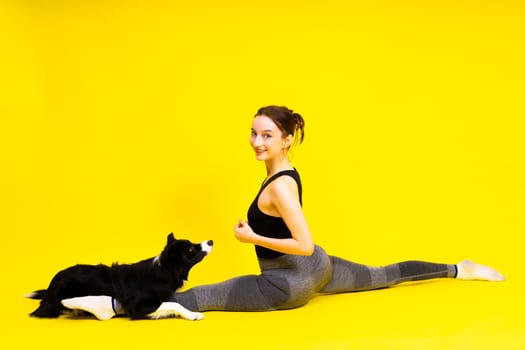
[152,255,161,266]
[201,241,213,254]
[147,302,204,321]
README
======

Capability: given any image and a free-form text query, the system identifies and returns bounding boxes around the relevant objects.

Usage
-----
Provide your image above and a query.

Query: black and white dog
[28,233,212,320]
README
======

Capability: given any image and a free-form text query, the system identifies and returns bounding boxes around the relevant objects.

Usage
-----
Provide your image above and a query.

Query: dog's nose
[207,240,213,246]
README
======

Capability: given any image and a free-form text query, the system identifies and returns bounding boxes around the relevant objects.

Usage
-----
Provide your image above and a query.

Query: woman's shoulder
[266,174,300,201]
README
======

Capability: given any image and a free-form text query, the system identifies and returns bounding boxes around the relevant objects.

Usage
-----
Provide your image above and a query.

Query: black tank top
[247,169,302,259]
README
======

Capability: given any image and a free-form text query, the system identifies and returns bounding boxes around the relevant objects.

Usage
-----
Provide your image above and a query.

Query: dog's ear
[167,232,176,243]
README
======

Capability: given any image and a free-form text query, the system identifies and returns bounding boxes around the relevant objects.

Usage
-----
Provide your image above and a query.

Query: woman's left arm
[234,177,314,256]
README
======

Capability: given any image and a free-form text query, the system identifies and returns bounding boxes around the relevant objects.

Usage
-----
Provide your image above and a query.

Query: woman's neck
[264,157,293,177]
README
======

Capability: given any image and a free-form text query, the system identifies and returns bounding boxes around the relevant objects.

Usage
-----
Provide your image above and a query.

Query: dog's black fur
[29,233,212,319]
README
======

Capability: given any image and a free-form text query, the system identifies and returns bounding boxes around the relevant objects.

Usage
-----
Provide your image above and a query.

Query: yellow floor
[5,261,524,350]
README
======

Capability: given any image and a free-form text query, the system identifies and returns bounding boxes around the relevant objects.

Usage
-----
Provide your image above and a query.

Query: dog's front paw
[147,302,204,321]
[186,311,204,321]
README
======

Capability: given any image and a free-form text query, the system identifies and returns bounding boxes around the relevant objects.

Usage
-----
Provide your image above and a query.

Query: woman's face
[250,115,291,161]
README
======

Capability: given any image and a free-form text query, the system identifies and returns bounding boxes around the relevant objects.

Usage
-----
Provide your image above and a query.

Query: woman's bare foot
[456,260,505,281]
[61,296,116,320]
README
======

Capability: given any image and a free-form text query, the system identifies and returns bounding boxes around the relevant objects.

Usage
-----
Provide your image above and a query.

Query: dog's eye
[189,247,194,252]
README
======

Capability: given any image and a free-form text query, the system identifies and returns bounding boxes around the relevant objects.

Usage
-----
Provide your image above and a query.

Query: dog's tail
[24,289,46,299]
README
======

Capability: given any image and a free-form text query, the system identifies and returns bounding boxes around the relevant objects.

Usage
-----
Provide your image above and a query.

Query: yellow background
[1,0,524,348]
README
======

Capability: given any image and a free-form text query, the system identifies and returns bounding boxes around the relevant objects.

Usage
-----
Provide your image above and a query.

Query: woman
[62,105,504,320]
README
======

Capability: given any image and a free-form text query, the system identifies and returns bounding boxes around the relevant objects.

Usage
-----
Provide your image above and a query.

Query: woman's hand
[234,219,258,244]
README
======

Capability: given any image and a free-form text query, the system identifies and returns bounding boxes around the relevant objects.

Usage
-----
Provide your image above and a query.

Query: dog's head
[158,233,213,282]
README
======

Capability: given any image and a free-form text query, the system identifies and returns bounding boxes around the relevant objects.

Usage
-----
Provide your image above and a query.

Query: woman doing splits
[61,105,504,320]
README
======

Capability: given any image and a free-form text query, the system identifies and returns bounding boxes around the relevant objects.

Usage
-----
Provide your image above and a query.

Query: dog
[27,233,212,320]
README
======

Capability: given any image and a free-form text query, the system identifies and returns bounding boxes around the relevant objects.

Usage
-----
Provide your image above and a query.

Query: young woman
[61,105,504,320]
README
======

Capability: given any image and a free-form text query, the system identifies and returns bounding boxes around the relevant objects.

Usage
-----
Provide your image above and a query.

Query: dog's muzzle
[201,240,213,254]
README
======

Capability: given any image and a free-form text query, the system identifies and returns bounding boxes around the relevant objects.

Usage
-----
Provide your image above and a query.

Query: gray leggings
[169,246,457,312]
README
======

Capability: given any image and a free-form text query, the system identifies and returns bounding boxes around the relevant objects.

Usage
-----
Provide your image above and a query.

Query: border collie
[28,233,212,320]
